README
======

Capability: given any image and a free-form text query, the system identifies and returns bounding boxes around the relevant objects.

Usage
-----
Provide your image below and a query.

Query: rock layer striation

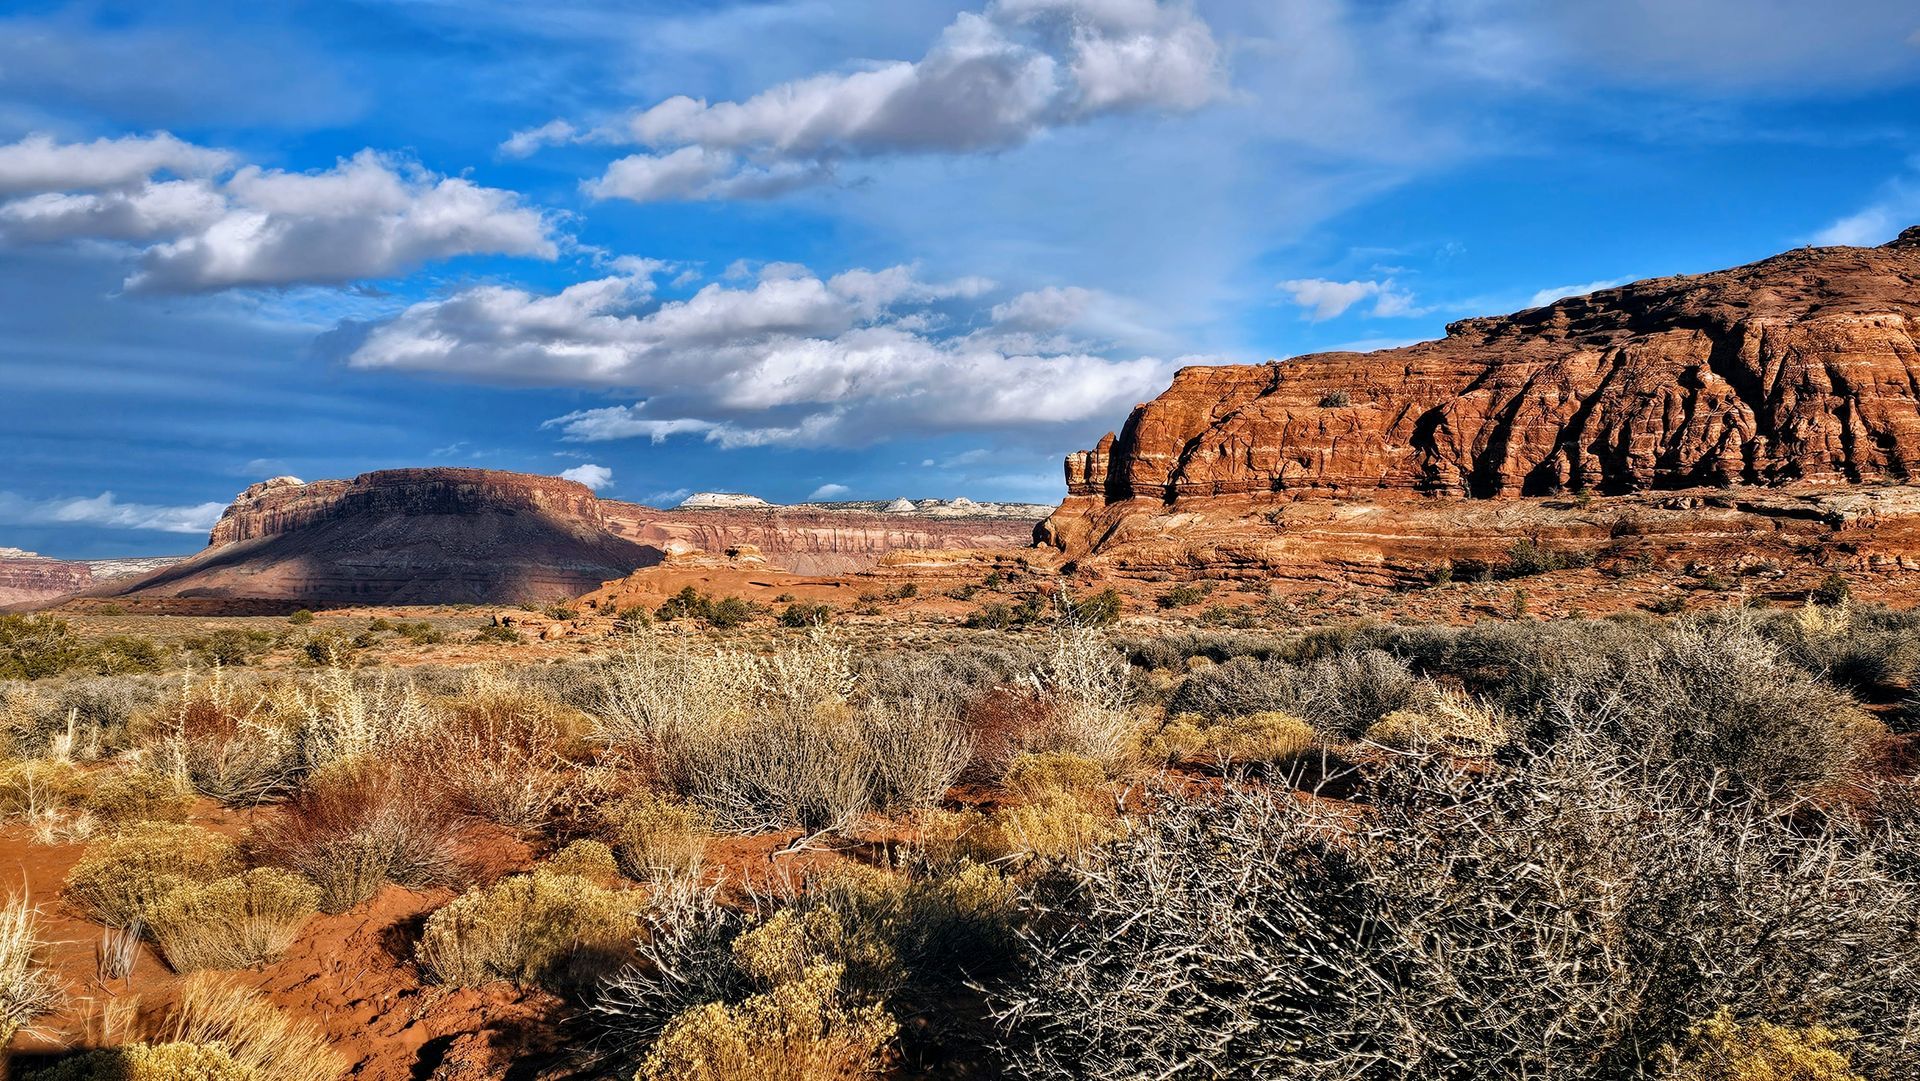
[1043,230,1920,576]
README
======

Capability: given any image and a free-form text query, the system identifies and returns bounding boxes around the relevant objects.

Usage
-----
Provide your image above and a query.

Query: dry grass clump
[635,961,895,1081]
[66,823,242,927]
[600,633,966,834]
[147,868,321,972]
[545,838,621,885]
[0,758,193,844]
[609,793,711,881]
[1030,626,1136,767]
[154,973,346,1081]
[1139,711,1321,773]
[248,760,471,912]
[979,752,1119,863]
[26,1040,256,1080]
[0,896,63,1049]
[151,671,303,805]
[293,668,435,770]
[1365,688,1513,756]
[417,868,635,993]
[1656,1009,1863,1081]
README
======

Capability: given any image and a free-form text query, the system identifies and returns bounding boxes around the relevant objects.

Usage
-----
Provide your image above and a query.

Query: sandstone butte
[90,468,1045,608]
[1039,227,1920,584]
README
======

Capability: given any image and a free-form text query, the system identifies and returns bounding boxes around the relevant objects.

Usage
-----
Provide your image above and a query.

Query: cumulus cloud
[0,490,226,534]
[557,463,614,490]
[345,261,1184,447]
[0,135,559,292]
[568,0,1224,202]
[0,132,232,196]
[807,483,852,499]
[1277,277,1421,321]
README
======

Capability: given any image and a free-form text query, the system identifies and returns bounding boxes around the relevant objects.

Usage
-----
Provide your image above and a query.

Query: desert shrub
[1139,711,1321,774]
[609,793,712,880]
[286,610,315,626]
[859,695,971,811]
[1167,655,1303,718]
[546,838,621,885]
[418,868,636,993]
[1812,573,1852,607]
[1115,629,1289,670]
[636,961,895,1081]
[152,672,304,805]
[780,602,835,627]
[249,760,471,911]
[1156,582,1212,609]
[1294,648,1419,738]
[991,735,1920,1080]
[0,759,190,844]
[1031,626,1137,766]
[592,881,750,1059]
[986,752,1118,863]
[1656,1008,1863,1081]
[1364,687,1513,756]
[182,629,275,668]
[602,635,929,833]
[27,1042,256,1081]
[299,631,356,667]
[705,596,758,629]
[791,864,1018,1001]
[1058,587,1121,628]
[152,973,346,1081]
[147,868,321,972]
[411,679,584,832]
[655,586,714,623]
[294,667,435,771]
[1536,615,1878,802]
[66,823,242,927]
[964,602,1019,630]
[1501,538,1592,578]
[0,615,88,680]
[474,623,521,644]
[0,896,62,1049]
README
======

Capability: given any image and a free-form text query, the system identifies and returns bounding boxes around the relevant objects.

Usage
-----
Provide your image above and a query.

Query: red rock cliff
[1043,229,1920,561]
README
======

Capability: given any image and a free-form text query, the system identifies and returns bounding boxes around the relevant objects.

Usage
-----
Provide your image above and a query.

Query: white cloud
[640,487,692,507]
[1277,277,1422,321]
[500,119,579,159]
[558,463,614,490]
[807,483,851,499]
[0,132,232,196]
[1813,170,1920,247]
[347,261,1183,447]
[0,490,226,534]
[0,136,559,292]
[571,0,1225,202]
[1527,278,1630,308]
[992,285,1098,331]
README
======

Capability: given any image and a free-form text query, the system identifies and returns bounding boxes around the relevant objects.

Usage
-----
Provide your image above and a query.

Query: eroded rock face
[0,551,91,608]
[599,503,1043,576]
[1043,230,1920,568]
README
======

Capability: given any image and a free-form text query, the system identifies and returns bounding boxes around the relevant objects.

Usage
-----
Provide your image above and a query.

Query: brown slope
[1041,229,1920,579]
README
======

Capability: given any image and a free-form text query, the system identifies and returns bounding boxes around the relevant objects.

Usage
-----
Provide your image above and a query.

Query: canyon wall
[1042,229,1920,579]
[0,549,91,608]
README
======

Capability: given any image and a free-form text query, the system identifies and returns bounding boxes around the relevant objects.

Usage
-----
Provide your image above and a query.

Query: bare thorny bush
[991,727,1920,1081]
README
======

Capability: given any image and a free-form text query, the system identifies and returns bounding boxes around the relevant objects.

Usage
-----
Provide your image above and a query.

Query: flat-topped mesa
[209,469,606,547]
[1048,231,1920,552]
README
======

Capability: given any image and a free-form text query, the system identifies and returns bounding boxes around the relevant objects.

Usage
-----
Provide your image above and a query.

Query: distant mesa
[66,469,1050,609]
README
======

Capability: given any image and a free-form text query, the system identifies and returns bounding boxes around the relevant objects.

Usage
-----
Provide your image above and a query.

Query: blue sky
[0,0,1916,557]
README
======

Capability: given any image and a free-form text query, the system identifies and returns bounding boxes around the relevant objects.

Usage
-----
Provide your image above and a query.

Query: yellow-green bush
[417,869,636,992]
[1138,711,1319,771]
[1657,1008,1863,1081]
[609,793,711,880]
[0,761,193,844]
[66,823,241,927]
[148,869,321,972]
[1365,689,1511,756]
[1002,752,1106,802]
[545,838,621,885]
[26,1041,256,1081]
[636,961,895,1081]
